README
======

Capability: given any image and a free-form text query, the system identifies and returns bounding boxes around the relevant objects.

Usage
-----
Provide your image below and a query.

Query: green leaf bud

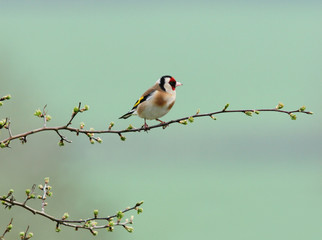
[94,209,99,218]
[37,195,42,199]
[137,208,143,214]
[9,189,14,194]
[56,227,61,232]
[299,106,306,112]
[20,232,25,237]
[124,226,134,233]
[90,139,95,144]
[38,184,43,190]
[108,221,114,227]
[92,231,98,236]
[308,111,313,115]
[276,102,284,109]
[46,115,52,121]
[44,177,50,184]
[179,120,188,125]
[107,226,114,232]
[223,103,229,111]
[0,142,6,148]
[96,137,102,143]
[120,135,126,141]
[84,105,89,111]
[73,107,79,113]
[58,140,64,147]
[188,117,194,123]
[108,122,114,130]
[47,192,53,197]
[30,194,35,199]
[116,211,124,219]
[7,224,13,231]
[80,122,85,129]
[28,232,33,238]
[0,102,2,106]
[5,95,11,100]
[0,119,5,128]
[254,111,260,114]
[62,212,69,220]
[25,189,31,195]
[244,111,253,116]
[34,109,42,117]
[290,113,297,120]
[210,115,216,120]
[127,124,134,130]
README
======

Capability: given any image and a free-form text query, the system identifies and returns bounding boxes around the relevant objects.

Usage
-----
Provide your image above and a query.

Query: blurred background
[0,1,321,239]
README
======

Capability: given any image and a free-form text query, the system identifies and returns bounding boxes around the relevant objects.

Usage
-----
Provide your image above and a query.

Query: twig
[1,197,142,234]
[0,218,13,239]
[0,102,313,147]
[1,178,143,235]
[65,102,81,127]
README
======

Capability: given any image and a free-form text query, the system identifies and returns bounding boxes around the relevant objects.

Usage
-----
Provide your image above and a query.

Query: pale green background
[1,1,321,240]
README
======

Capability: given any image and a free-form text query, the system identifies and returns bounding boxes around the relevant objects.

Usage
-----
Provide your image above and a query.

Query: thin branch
[1,197,142,234]
[0,95,11,103]
[0,218,13,239]
[1,178,143,235]
[0,103,313,147]
[65,102,81,127]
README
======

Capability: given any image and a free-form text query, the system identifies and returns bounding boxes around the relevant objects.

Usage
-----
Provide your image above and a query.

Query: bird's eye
[169,79,176,88]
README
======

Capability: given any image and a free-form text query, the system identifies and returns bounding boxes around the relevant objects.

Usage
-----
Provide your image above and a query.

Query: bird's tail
[119,110,135,119]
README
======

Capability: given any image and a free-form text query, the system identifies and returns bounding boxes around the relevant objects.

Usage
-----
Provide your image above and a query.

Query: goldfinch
[119,75,182,129]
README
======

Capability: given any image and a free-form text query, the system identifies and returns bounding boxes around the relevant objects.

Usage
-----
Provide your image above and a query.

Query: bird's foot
[156,119,169,129]
[142,122,149,132]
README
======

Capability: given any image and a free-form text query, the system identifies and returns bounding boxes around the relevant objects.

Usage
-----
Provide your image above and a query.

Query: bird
[119,75,182,129]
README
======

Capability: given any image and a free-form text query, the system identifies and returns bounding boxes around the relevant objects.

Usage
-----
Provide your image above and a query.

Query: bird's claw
[142,123,149,132]
[156,119,168,129]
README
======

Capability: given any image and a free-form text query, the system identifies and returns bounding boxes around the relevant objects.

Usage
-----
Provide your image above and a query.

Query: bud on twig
[34,109,42,117]
[137,207,143,214]
[223,103,229,111]
[244,111,253,116]
[299,106,306,112]
[290,113,297,120]
[276,102,284,109]
[44,177,49,184]
[93,209,99,218]
[84,105,89,111]
[116,211,124,220]
[108,122,114,130]
[62,212,69,220]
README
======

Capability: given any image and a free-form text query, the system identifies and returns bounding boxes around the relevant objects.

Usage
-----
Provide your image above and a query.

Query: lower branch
[1,178,143,236]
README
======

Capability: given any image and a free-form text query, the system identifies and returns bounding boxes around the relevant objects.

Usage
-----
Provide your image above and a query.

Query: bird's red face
[169,77,182,91]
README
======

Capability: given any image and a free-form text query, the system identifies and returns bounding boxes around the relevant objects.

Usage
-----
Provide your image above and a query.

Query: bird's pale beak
[176,82,183,87]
